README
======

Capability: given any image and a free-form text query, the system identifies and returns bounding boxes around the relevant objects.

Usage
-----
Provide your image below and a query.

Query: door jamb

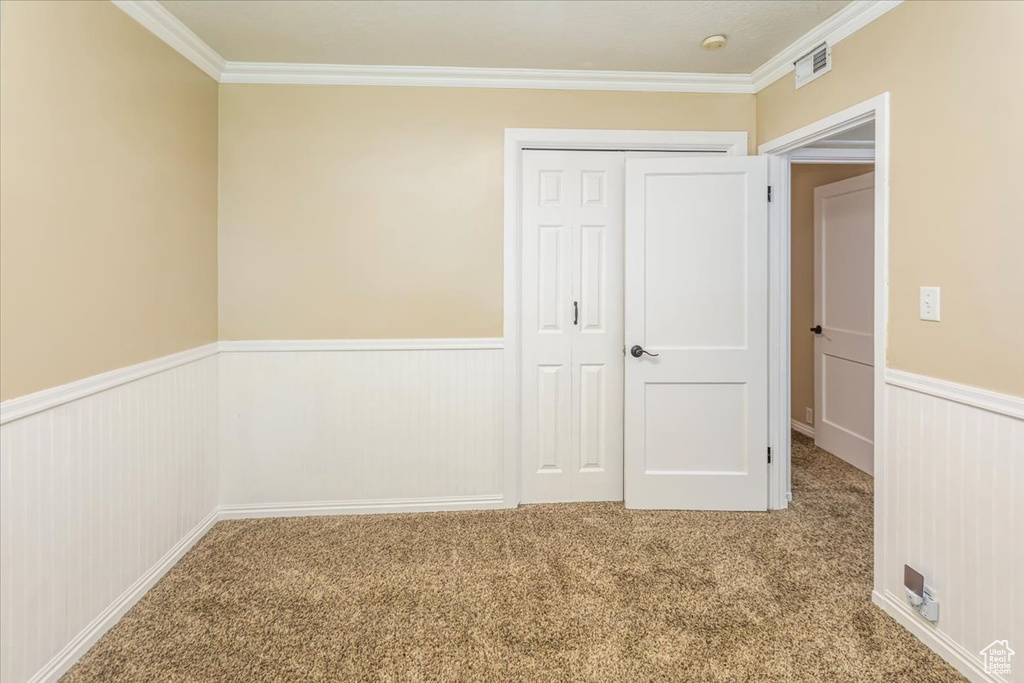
[502,129,748,507]
[758,94,890,595]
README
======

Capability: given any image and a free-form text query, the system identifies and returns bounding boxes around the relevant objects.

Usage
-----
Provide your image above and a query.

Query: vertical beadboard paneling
[884,380,1023,678]
[218,348,504,512]
[0,355,217,683]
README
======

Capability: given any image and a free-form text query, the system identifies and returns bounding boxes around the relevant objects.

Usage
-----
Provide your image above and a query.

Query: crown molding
[219,63,756,93]
[111,0,225,80]
[111,0,900,93]
[750,0,903,92]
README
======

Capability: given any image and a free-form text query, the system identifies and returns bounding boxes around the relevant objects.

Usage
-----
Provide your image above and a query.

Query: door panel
[644,174,749,350]
[814,172,874,474]
[624,156,768,511]
[522,150,624,503]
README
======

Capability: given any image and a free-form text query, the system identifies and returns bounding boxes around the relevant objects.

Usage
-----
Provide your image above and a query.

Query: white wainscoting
[217,341,505,515]
[877,370,1023,683]
[0,348,219,683]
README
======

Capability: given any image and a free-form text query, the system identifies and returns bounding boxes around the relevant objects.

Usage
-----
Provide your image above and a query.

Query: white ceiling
[158,0,851,73]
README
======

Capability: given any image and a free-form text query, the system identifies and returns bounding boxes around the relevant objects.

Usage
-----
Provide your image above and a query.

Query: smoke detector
[701,35,727,50]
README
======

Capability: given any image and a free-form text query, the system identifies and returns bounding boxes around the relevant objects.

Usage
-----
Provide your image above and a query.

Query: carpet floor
[63,433,963,682]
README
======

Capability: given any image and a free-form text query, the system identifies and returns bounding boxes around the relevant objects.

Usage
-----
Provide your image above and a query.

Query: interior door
[521,150,625,503]
[813,172,875,474]
[623,156,768,510]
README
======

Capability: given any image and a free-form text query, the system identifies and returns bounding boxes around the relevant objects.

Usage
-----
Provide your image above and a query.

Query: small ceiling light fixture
[701,34,727,50]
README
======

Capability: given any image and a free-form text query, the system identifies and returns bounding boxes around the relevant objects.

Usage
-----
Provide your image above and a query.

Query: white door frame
[502,129,748,507]
[758,94,890,595]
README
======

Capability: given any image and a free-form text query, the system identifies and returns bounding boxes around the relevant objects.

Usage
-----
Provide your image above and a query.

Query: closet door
[521,150,624,503]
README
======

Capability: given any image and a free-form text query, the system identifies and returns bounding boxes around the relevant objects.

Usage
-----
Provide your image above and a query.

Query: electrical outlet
[805,408,814,425]
[920,286,941,321]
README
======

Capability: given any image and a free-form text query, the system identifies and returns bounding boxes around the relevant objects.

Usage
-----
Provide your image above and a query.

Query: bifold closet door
[521,150,624,503]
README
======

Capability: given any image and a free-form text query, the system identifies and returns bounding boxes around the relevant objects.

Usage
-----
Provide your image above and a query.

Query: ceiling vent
[794,43,831,89]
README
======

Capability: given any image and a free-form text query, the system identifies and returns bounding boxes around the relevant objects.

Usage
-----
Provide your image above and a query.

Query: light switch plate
[920,286,940,321]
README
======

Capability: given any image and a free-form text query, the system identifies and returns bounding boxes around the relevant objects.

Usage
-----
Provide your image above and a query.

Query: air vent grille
[813,46,828,72]
[794,43,832,89]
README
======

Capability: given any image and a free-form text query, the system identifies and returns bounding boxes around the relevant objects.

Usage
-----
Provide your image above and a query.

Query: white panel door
[814,172,874,473]
[521,150,624,503]
[623,156,768,510]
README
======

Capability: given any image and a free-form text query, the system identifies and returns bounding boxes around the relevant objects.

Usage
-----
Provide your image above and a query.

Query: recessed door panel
[579,225,605,332]
[644,383,748,474]
[579,364,606,472]
[536,365,569,473]
[537,225,566,332]
[644,174,748,350]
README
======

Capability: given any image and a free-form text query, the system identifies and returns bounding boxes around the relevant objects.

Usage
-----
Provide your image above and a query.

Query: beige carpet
[63,433,963,682]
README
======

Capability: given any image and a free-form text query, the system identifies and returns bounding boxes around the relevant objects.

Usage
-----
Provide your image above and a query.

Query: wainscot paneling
[877,371,1023,682]
[217,342,505,514]
[0,350,219,683]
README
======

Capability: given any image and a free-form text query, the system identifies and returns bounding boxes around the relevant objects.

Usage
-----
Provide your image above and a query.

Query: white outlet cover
[919,286,941,321]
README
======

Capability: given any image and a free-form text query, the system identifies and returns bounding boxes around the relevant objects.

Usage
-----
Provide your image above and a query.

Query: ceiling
[158,0,850,74]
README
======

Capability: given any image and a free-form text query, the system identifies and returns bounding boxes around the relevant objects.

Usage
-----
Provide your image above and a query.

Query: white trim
[220,62,755,93]
[872,591,997,683]
[218,495,506,519]
[885,369,1024,421]
[760,94,890,585]
[790,147,875,164]
[750,1,903,91]
[0,343,219,425]
[502,128,747,509]
[504,128,747,154]
[110,0,225,80]
[28,507,220,683]
[790,419,816,438]
[111,0,898,93]
[218,338,503,352]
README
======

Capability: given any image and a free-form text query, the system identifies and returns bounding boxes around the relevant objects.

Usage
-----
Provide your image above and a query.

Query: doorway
[789,150,876,474]
[759,94,891,599]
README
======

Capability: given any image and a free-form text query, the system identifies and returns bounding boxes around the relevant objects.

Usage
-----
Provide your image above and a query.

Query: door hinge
[767,186,772,202]
[767,446,772,463]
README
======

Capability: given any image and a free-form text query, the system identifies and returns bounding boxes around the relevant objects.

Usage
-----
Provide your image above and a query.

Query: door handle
[573,301,578,326]
[810,325,823,334]
[630,344,659,358]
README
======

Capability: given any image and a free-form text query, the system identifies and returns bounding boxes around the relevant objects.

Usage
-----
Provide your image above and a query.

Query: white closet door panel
[522,152,574,502]
[521,150,624,503]
[570,153,624,502]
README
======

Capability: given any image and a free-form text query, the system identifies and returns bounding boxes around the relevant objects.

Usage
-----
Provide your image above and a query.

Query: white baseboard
[29,507,220,683]
[790,419,815,438]
[218,495,507,520]
[872,590,997,683]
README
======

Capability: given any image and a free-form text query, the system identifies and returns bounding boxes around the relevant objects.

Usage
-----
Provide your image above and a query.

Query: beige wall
[0,1,219,401]
[759,0,1024,397]
[790,164,874,428]
[218,86,755,340]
